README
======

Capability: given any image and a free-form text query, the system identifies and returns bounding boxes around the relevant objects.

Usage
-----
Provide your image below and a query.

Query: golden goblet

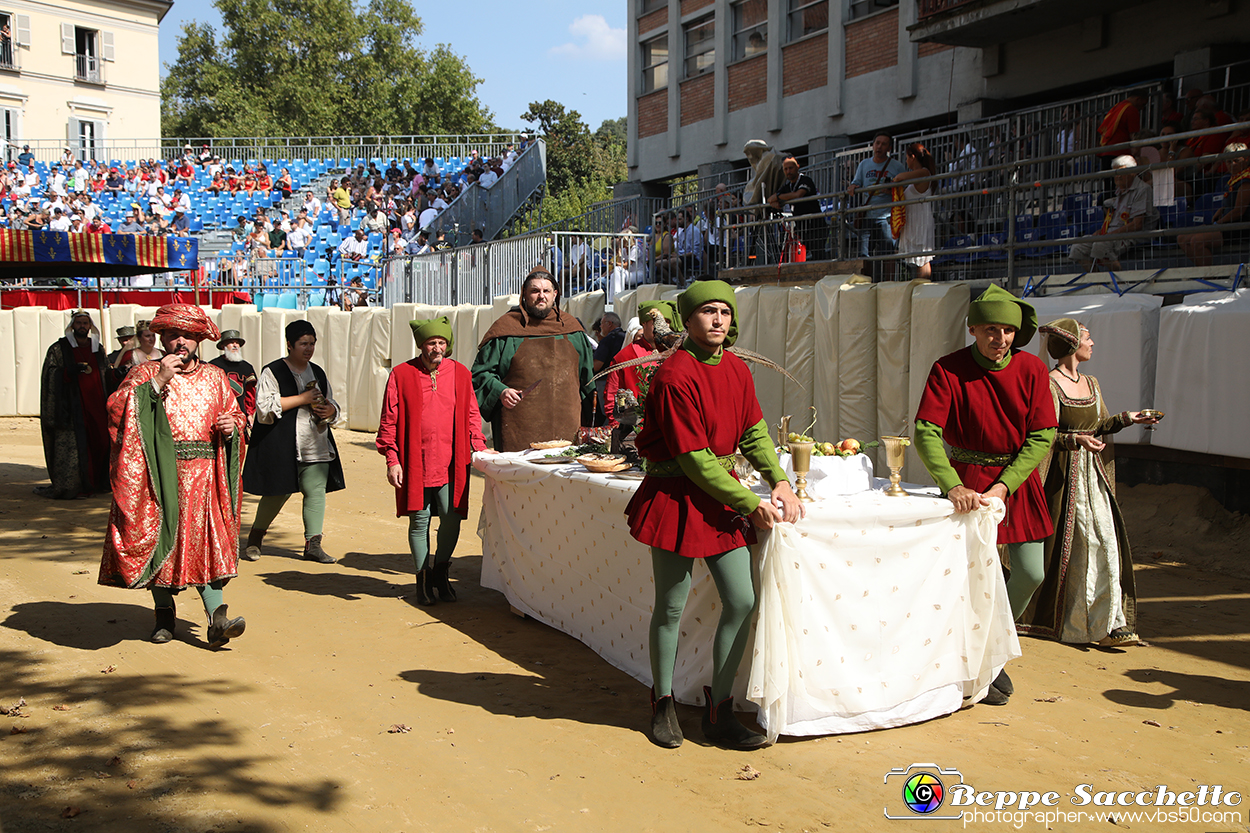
[880,435,910,497]
[787,439,816,502]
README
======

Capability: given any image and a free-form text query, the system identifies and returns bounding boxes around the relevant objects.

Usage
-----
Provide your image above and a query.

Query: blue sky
[158,0,627,133]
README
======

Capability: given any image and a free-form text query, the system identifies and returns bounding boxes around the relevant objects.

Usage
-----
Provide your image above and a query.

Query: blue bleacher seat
[977,232,1008,261]
[1013,214,1034,231]
[278,292,298,309]
[933,235,974,266]
[1016,228,1046,258]
[1077,207,1103,235]
[308,290,326,307]
[1063,193,1093,212]
[1040,211,1067,232]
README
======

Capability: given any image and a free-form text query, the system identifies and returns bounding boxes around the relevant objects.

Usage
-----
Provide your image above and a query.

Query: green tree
[520,103,628,226]
[161,0,493,138]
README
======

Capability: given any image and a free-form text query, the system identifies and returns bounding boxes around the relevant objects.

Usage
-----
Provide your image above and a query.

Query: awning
[0,229,199,280]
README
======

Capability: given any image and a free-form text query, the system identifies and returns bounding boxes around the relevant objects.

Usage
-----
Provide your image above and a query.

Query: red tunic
[626,348,761,558]
[915,347,1057,544]
[603,339,657,424]
[71,339,111,488]
[376,358,486,517]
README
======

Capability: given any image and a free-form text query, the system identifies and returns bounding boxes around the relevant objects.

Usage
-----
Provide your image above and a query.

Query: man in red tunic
[377,317,491,605]
[99,304,248,649]
[603,300,681,426]
[38,310,111,499]
[914,285,1057,704]
[625,280,803,750]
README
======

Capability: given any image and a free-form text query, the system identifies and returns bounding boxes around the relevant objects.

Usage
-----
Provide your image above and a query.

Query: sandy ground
[1,415,1247,833]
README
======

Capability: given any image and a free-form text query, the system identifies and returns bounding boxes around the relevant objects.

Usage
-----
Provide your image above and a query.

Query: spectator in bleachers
[344,276,370,310]
[303,189,322,219]
[175,157,196,186]
[388,228,407,257]
[78,193,99,224]
[1179,110,1231,188]
[361,205,388,235]
[653,212,682,284]
[16,144,32,167]
[471,228,484,244]
[69,160,89,193]
[275,168,293,199]
[1159,91,1184,131]
[407,230,431,255]
[117,209,144,235]
[1068,155,1157,273]
[892,142,938,280]
[1178,143,1249,267]
[338,227,369,262]
[60,146,74,167]
[848,132,905,275]
[268,220,287,255]
[769,156,823,262]
[1097,90,1147,170]
[418,199,438,232]
[287,216,312,257]
[331,178,352,226]
[243,171,258,194]
[171,187,191,213]
[49,164,67,197]
[171,206,190,236]
[478,165,498,189]
[256,167,273,193]
[48,207,70,232]
[421,157,440,186]
[247,223,270,256]
[385,159,403,183]
[86,216,111,234]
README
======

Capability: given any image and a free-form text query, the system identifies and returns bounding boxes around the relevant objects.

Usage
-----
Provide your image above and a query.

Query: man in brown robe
[470,267,594,451]
[38,310,111,498]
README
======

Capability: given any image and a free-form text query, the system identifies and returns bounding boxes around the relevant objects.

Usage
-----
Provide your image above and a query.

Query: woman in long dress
[1019,318,1158,646]
[892,142,937,279]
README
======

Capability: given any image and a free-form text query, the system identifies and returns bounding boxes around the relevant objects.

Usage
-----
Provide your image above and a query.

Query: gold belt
[645,454,736,477]
[949,446,1013,467]
[174,440,215,461]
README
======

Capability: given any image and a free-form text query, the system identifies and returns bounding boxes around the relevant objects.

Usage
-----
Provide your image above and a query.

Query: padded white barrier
[13,306,44,416]
[1154,289,1250,458]
[908,283,971,485]
[838,283,879,468]
[752,288,790,432]
[319,309,351,424]
[564,290,605,334]
[877,281,924,441]
[811,277,848,447]
[346,307,392,432]
[1026,293,1163,446]
[0,311,15,417]
[783,287,815,430]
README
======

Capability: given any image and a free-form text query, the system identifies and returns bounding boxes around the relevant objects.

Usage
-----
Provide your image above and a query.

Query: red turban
[149,304,220,342]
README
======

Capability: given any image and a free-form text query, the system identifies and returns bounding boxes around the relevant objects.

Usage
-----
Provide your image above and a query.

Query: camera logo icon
[884,763,964,820]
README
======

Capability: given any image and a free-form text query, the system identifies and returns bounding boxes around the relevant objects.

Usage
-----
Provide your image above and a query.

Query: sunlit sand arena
[2,416,1247,832]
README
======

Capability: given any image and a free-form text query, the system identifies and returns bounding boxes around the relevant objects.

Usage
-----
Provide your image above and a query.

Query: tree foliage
[161,0,494,138]
[521,103,627,226]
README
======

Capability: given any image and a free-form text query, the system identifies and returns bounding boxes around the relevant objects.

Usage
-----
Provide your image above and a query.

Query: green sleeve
[676,449,761,516]
[132,380,180,587]
[914,419,963,495]
[470,337,515,418]
[995,426,1056,494]
[574,333,595,396]
[739,418,788,488]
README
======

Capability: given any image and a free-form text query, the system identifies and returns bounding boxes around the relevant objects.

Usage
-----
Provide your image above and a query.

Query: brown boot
[151,604,176,644]
[242,527,265,561]
[206,604,246,649]
[701,686,768,750]
[303,534,335,563]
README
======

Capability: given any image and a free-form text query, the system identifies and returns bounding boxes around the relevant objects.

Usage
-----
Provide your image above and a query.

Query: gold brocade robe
[99,361,246,590]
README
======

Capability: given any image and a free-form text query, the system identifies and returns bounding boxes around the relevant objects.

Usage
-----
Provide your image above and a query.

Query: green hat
[116,325,136,338]
[410,316,454,355]
[1039,317,1082,360]
[638,300,682,333]
[677,279,738,347]
[215,329,245,350]
[967,285,1037,347]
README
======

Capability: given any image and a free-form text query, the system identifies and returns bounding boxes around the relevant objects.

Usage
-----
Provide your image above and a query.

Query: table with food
[472,429,1020,741]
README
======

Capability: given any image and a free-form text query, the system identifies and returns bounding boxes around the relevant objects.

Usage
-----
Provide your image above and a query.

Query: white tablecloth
[474,451,1020,739]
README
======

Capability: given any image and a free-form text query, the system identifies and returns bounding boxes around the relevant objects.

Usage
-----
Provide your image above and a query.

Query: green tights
[250,462,330,539]
[407,483,461,572]
[1006,540,1046,621]
[649,546,755,703]
[151,582,226,617]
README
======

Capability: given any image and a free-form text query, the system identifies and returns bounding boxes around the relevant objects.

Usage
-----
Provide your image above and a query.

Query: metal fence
[424,140,547,243]
[8,134,532,166]
[381,231,646,308]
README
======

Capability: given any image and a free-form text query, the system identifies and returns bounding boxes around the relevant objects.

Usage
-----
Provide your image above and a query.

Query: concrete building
[0,0,170,159]
[625,0,1249,190]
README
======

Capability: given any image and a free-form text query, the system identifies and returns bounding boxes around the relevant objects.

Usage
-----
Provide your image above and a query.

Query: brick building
[624,0,1248,195]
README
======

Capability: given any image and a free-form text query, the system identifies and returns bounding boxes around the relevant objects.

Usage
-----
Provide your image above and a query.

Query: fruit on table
[839,438,861,454]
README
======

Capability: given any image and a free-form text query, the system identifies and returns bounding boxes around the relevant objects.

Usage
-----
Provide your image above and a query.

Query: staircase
[426,140,547,242]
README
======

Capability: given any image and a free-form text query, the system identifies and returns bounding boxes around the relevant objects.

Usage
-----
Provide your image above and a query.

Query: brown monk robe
[470,267,595,452]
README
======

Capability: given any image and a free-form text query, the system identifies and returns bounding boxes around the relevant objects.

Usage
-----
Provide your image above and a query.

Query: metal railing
[6,134,532,165]
[423,140,547,243]
[74,53,101,84]
[381,231,646,308]
[712,122,1250,290]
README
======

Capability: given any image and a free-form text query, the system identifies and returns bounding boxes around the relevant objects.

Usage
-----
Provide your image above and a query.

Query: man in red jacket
[377,317,492,605]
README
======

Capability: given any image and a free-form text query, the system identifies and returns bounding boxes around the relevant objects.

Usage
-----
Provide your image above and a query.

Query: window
[640,0,666,13]
[732,0,767,61]
[67,116,104,160]
[848,0,897,21]
[787,0,829,40]
[62,23,114,83]
[684,15,715,78]
[641,34,668,93]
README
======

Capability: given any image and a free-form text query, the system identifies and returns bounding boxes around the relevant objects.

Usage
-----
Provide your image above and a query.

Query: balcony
[0,40,15,72]
[75,53,101,84]
[909,0,1142,47]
